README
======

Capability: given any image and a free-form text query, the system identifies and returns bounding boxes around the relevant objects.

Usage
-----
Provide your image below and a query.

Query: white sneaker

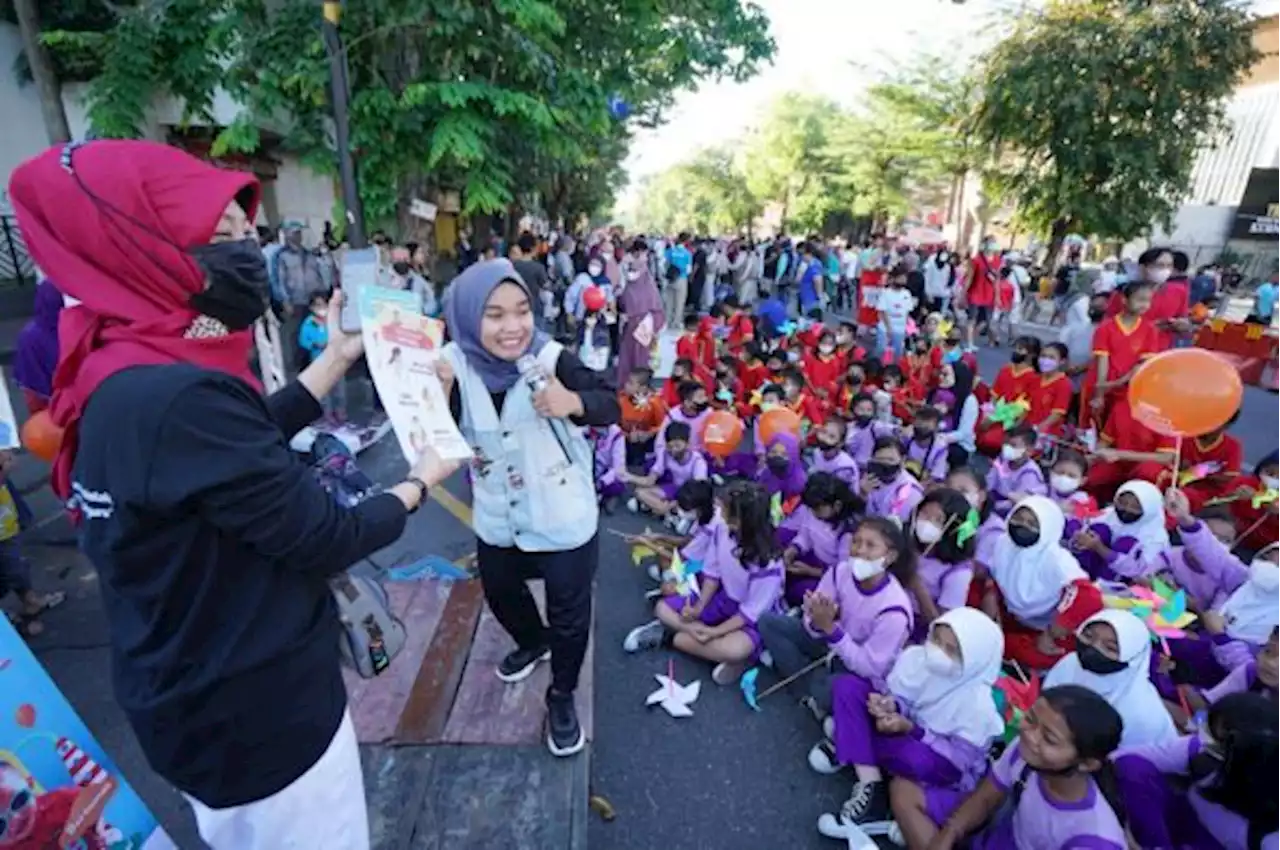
[712,662,744,685]
[627,497,640,513]
[622,619,666,653]
[758,649,774,668]
[823,715,835,740]
[807,739,841,775]
[647,562,661,582]
[816,814,876,849]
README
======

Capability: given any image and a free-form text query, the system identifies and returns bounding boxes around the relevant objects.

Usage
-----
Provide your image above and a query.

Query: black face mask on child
[1077,642,1129,676]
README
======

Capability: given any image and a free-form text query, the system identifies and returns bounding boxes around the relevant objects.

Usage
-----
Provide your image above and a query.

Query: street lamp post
[321,0,367,249]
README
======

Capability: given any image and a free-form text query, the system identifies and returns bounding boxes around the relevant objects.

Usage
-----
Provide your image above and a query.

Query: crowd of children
[589,275,1277,849]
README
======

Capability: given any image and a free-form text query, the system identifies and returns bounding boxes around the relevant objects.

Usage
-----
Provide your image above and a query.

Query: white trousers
[184,711,369,850]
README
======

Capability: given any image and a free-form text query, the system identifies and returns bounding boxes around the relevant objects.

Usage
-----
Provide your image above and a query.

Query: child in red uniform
[899,336,934,400]
[975,336,1042,456]
[1028,343,1073,442]
[675,314,704,366]
[802,329,843,407]
[695,314,722,373]
[723,296,755,353]
[835,360,869,417]
[930,329,978,376]
[796,308,825,351]
[880,365,914,423]
[619,367,669,465]
[1228,452,1279,553]
[711,356,751,419]
[780,367,826,433]
[1133,415,1243,512]
[661,357,698,409]
[738,343,770,399]
[834,321,865,371]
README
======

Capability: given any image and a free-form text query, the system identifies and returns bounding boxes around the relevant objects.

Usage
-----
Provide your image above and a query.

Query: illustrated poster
[0,372,18,449]
[0,617,171,849]
[359,286,471,463]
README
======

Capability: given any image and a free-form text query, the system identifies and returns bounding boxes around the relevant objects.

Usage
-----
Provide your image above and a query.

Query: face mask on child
[1050,473,1080,495]
[766,456,790,475]
[819,343,835,355]
[1001,445,1026,463]
[1262,474,1280,492]
[924,643,960,677]
[588,263,603,277]
[846,556,886,581]
[915,520,944,545]
[1038,357,1060,373]
[1077,642,1128,676]
[1249,559,1280,593]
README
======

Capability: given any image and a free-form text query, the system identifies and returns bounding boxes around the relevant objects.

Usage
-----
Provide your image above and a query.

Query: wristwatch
[406,476,430,513]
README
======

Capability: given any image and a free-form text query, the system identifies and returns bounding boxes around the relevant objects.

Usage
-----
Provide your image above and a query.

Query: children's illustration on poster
[0,374,17,450]
[0,618,170,849]
[359,287,471,464]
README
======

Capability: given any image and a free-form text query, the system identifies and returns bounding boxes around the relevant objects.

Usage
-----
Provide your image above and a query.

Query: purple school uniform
[985,460,1047,516]
[973,513,1006,568]
[1073,525,1164,583]
[655,406,711,455]
[665,547,784,661]
[866,472,925,524]
[703,450,757,479]
[845,420,894,465]
[1202,660,1276,703]
[914,555,974,617]
[680,508,728,564]
[651,448,708,501]
[904,436,948,482]
[809,448,860,487]
[1160,544,1239,614]
[1116,734,1279,850]
[804,567,913,685]
[593,425,627,499]
[831,674,989,791]
[756,432,807,499]
[785,513,850,607]
[931,743,1126,850]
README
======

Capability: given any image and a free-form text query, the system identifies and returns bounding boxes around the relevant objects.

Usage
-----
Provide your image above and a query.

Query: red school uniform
[966,254,1001,308]
[898,352,933,396]
[857,268,886,327]
[788,392,826,431]
[726,313,754,350]
[1132,431,1244,512]
[1104,280,1190,349]
[1085,315,1162,434]
[1228,474,1279,553]
[996,277,1017,312]
[975,363,1041,455]
[836,343,868,373]
[739,360,770,397]
[675,331,703,366]
[803,352,844,402]
[929,347,979,376]
[1027,372,1073,438]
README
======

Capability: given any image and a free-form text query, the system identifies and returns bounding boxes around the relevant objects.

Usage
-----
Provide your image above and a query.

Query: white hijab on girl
[989,496,1086,627]
[1217,542,1280,644]
[1099,480,1170,569]
[1044,609,1177,746]
[886,607,1006,748]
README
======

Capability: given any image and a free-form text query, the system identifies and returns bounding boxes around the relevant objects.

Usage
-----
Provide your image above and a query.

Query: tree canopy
[29,0,774,231]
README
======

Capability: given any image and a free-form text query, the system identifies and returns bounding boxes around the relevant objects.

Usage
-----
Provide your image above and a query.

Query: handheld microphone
[517,354,574,465]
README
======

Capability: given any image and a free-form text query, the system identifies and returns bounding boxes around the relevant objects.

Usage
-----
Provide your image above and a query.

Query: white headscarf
[990,496,1087,627]
[1100,481,1171,568]
[1044,609,1178,746]
[887,607,1006,748]
[1217,542,1280,644]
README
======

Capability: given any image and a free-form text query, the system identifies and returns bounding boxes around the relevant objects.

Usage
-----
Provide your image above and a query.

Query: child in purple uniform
[757,431,807,501]
[860,437,925,524]
[903,405,950,483]
[1159,506,1240,613]
[946,467,1005,572]
[811,608,1005,841]
[985,425,1047,516]
[1070,479,1171,582]
[782,473,859,608]
[810,418,859,487]
[758,516,916,726]
[891,685,1128,850]
[590,424,627,509]
[623,482,785,686]
[1196,627,1278,709]
[1115,692,1278,850]
[655,381,711,455]
[846,392,896,466]
[906,488,977,635]
[626,421,708,518]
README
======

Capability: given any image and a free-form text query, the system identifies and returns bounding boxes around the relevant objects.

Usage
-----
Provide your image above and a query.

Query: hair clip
[60,141,86,174]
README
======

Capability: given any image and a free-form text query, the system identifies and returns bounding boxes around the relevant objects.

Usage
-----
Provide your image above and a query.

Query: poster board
[0,617,170,849]
[0,372,18,450]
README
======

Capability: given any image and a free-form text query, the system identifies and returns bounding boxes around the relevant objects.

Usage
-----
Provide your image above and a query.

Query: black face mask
[1010,351,1027,365]
[853,413,874,427]
[1115,508,1143,525]
[914,429,935,441]
[188,238,269,330]
[1008,524,1040,548]
[867,461,898,481]
[818,439,840,454]
[766,456,790,474]
[1077,642,1129,676]
[1088,308,1106,322]
[392,261,411,275]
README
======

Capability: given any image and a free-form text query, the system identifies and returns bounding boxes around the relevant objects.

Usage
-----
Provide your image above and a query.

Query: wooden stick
[757,652,834,702]
[1230,512,1272,555]
[1008,659,1031,687]
[918,513,960,560]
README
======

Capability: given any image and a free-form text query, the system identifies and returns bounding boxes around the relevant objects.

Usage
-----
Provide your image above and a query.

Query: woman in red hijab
[9,140,458,849]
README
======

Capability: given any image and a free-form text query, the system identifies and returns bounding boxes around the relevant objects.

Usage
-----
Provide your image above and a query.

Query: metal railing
[0,215,35,288]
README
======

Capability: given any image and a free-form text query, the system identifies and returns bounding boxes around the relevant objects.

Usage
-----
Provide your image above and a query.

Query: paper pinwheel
[646,673,702,718]
[740,667,761,711]
[887,483,916,519]
[1253,488,1278,510]
[991,670,1040,743]
[631,543,657,566]
[986,398,1030,429]
[1071,500,1104,522]
[777,321,798,337]
[1103,581,1197,639]
[749,388,765,409]
[954,509,981,547]
[716,388,735,404]
[770,492,784,527]
[662,551,701,599]
[1177,462,1224,487]
[936,318,954,339]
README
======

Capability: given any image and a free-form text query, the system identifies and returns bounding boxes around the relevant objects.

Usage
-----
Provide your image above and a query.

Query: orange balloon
[701,411,743,459]
[757,407,802,446]
[20,411,63,462]
[1189,303,1209,323]
[1128,349,1242,437]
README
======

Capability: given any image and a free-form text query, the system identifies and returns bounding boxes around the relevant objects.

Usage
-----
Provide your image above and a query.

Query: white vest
[443,340,598,552]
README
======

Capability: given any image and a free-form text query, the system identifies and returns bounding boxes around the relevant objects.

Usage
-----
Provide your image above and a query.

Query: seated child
[876,365,909,423]
[619,367,668,466]
[655,380,711,455]
[757,516,916,724]
[1162,506,1242,613]
[737,342,770,398]
[811,609,1005,839]
[891,685,1128,850]
[859,437,925,524]
[834,321,866,369]
[1045,609,1179,746]
[1228,451,1278,554]
[1114,692,1278,850]
[803,329,843,405]
[782,473,860,608]
[945,467,1006,576]
[622,481,784,686]
[757,432,807,504]
[985,424,1047,516]
[660,357,702,409]
[836,360,869,415]
[810,418,859,487]
[845,392,895,465]
[906,488,976,633]
[711,355,748,418]
[577,308,611,371]
[781,367,826,432]
[626,422,708,520]
[590,424,626,511]
[1048,448,1097,524]
[1194,626,1277,709]
[1070,479,1170,581]
[1028,342,1073,441]
[902,405,949,483]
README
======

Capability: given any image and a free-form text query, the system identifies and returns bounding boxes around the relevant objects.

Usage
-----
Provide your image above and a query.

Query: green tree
[976,0,1261,259]
[742,92,844,232]
[632,145,758,235]
[67,0,773,231]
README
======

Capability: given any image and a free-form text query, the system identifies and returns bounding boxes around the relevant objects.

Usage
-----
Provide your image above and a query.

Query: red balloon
[701,411,743,459]
[15,703,36,728]
[758,408,802,446]
[1128,349,1243,437]
[20,411,63,463]
[582,286,607,312]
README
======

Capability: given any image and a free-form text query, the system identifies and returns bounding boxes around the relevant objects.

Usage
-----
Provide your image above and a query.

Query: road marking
[430,486,473,529]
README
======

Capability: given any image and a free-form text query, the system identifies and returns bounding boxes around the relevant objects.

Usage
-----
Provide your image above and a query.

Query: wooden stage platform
[345,578,594,849]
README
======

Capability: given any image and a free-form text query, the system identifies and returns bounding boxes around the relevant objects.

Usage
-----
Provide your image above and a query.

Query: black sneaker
[546,690,585,757]
[816,779,890,837]
[496,645,550,683]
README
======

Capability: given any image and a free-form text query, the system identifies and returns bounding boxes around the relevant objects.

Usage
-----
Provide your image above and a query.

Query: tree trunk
[1044,217,1073,272]
[13,0,70,144]
[949,170,967,246]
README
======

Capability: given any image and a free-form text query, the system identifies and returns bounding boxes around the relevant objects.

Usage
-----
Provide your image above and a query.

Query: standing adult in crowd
[435,259,619,756]
[10,139,460,849]
[616,237,666,384]
[272,220,328,375]
[923,248,956,315]
[664,233,693,325]
[963,235,1001,351]
[1104,246,1191,348]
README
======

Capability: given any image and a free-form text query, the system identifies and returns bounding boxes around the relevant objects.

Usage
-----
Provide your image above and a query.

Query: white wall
[0,23,57,213]
[272,156,337,244]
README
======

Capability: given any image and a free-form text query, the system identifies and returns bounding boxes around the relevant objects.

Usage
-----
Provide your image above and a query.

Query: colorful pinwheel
[986,398,1030,429]
[954,509,981,547]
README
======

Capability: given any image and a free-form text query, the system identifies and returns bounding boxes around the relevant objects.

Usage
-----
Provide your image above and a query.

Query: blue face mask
[944,349,962,364]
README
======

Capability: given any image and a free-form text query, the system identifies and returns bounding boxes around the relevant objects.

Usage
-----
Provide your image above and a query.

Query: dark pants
[0,538,32,599]
[757,612,850,713]
[477,533,598,695]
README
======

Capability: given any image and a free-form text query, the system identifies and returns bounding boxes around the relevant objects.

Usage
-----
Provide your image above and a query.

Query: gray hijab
[444,258,550,392]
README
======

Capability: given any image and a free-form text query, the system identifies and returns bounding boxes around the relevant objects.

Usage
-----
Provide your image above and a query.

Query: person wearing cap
[433,258,619,757]
[273,220,328,374]
[383,246,437,317]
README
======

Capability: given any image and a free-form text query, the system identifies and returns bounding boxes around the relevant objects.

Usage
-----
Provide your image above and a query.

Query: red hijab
[8,140,262,498]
